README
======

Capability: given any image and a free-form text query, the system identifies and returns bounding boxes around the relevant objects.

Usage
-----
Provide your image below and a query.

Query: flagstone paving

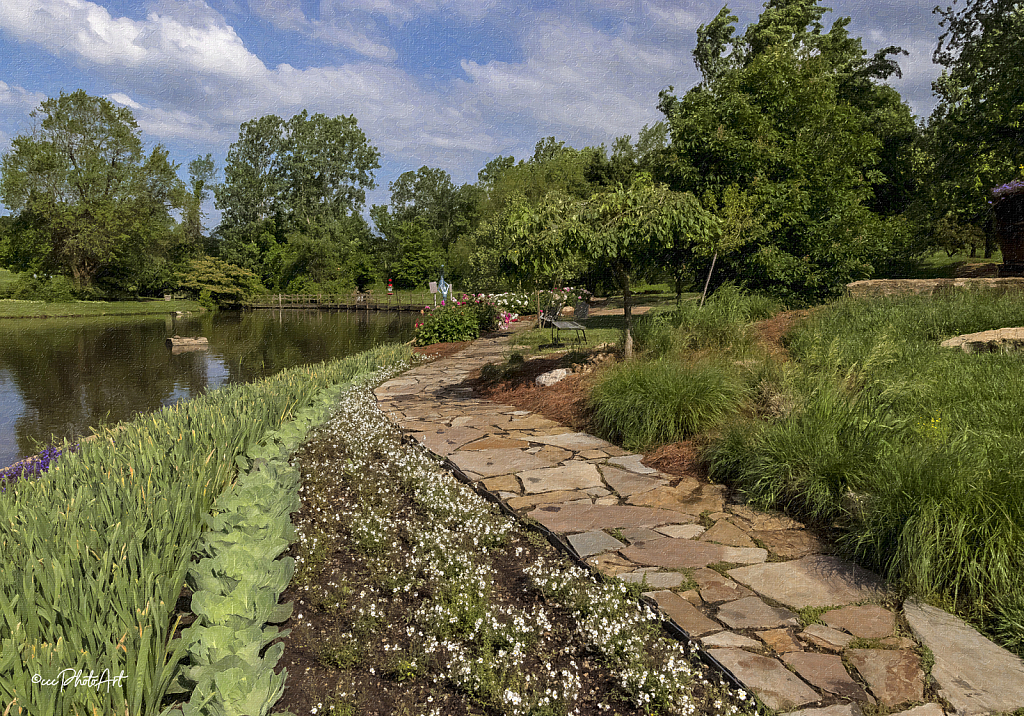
[373,331,1024,714]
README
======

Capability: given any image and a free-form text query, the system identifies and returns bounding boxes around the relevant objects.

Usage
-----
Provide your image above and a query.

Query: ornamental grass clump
[589,358,746,451]
[669,284,781,352]
[706,290,1024,654]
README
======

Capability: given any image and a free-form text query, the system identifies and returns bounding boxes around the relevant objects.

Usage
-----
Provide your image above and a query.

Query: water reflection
[0,309,416,466]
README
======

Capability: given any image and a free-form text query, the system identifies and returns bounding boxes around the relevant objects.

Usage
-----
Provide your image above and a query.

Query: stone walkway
[374,331,1024,715]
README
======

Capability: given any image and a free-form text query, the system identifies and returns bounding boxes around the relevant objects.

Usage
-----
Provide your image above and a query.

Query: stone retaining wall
[846,277,1024,298]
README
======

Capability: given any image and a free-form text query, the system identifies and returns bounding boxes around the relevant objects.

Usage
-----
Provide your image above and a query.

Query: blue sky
[0,0,947,221]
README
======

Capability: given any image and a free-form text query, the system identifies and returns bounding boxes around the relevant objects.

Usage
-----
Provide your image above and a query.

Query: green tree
[926,0,1023,254]
[658,0,918,302]
[215,111,379,289]
[0,90,183,291]
[505,174,719,358]
[181,154,217,256]
[176,256,263,305]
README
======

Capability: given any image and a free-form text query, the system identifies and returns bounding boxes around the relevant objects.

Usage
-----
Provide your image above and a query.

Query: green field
[0,298,205,318]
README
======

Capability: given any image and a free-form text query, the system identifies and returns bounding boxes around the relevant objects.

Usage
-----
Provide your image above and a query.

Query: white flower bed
[289,377,758,716]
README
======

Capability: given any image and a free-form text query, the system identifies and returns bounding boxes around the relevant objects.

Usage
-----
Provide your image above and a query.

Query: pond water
[0,309,417,468]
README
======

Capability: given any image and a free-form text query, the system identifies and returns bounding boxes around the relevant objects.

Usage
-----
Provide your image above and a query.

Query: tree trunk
[621,269,634,360]
[674,266,685,305]
[700,251,718,307]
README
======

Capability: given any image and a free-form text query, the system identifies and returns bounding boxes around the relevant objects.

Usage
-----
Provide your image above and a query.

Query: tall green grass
[0,343,410,714]
[705,289,1024,653]
[589,359,746,451]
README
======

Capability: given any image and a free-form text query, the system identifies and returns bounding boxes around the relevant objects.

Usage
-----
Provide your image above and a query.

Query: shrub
[415,304,479,345]
[669,284,781,351]
[589,359,746,451]
[631,314,676,358]
[8,274,79,302]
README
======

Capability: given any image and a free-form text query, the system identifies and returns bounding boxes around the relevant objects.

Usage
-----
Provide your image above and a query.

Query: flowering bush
[415,304,480,345]
[540,286,592,310]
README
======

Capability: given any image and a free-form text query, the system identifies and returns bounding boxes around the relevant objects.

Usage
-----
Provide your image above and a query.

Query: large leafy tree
[658,0,918,302]
[505,174,719,358]
[0,90,182,291]
[215,111,379,289]
[926,0,1023,251]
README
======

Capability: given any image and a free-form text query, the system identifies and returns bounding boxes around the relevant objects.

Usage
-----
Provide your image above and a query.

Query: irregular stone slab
[481,474,520,493]
[879,636,917,649]
[691,568,755,603]
[629,484,726,515]
[700,520,757,548]
[801,624,855,651]
[578,449,608,459]
[756,628,803,653]
[568,530,626,558]
[619,571,687,589]
[527,504,688,533]
[599,465,664,497]
[707,649,819,711]
[413,427,487,456]
[782,652,872,702]
[728,555,884,609]
[785,705,863,716]
[528,432,613,450]
[846,649,923,707]
[606,454,656,474]
[507,415,562,430]
[903,600,1024,715]
[397,419,447,432]
[461,436,530,450]
[451,413,513,428]
[621,538,767,569]
[619,527,663,543]
[535,445,573,463]
[750,529,825,559]
[645,591,721,637]
[701,631,761,649]
[519,462,604,494]
[655,524,704,539]
[726,503,804,530]
[536,368,573,386]
[450,448,555,477]
[507,491,590,510]
[890,704,943,716]
[586,553,636,577]
[717,596,799,630]
[940,326,1024,353]
[822,605,895,639]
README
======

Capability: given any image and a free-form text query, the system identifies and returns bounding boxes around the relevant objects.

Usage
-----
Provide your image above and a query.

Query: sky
[0,0,949,222]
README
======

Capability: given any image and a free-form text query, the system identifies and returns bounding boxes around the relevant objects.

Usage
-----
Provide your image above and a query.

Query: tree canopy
[1,90,183,292]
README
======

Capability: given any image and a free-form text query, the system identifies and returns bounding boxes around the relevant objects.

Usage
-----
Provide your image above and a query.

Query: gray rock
[903,600,1024,715]
[519,462,604,494]
[536,368,573,386]
[707,648,819,711]
[529,431,613,450]
[728,555,884,609]
[567,530,626,558]
[701,631,761,649]
[606,454,657,474]
[717,596,799,630]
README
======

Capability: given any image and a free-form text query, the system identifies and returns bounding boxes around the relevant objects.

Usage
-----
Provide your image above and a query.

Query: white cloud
[246,0,394,59]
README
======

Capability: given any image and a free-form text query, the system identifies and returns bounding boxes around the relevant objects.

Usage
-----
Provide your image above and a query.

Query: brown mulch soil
[750,308,814,360]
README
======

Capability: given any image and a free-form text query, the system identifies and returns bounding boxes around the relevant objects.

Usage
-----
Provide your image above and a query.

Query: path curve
[375,330,1024,715]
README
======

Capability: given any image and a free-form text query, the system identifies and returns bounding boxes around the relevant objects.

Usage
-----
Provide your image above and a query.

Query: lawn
[0,297,205,318]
